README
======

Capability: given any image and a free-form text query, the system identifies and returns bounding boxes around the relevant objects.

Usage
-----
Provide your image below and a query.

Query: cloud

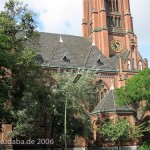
[1,0,150,65]
[23,0,82,35]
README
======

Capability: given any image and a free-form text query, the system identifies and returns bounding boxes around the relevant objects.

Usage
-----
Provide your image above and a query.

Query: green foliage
[46,70,96,143]
[139,142,150,150]
[116,69,150,108]
[98,118,148,143]
[0,0,96,144]
[98,118,130,142]
[0,0,38,123]
[0,0,37,118]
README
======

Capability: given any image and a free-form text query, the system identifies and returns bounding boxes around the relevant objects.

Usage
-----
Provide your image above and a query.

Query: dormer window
[97,58,104,66]
[62,55,70,62]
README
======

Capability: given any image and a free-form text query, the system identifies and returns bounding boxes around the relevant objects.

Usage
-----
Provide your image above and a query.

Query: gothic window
[116,0,119,12]
[103,89,108,97]
[110,16,114,26]
[105,0,109,11]
[108,0,112,11]
[127,59,131,70]
[115,17,118,27]
[131,45,135,69]
[107,16,110,27]
[118,17,122,27]
[138,61,143,70]
[113,0,115,12]
[101,92,104,100]
[107,16,122,28]
[105,0,119,12]
[95,80,108,104]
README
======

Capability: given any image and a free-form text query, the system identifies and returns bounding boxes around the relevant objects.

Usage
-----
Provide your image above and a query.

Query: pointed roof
[91,88,135,114]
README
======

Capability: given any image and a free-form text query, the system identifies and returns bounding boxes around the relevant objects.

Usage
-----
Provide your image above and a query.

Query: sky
[0,0,150,66]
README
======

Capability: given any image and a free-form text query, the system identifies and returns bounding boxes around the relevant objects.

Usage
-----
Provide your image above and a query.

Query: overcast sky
[0,0,150,66]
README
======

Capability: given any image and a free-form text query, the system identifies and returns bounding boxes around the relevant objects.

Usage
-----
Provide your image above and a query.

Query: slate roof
[91,88,135,114]
[24,32,120,72]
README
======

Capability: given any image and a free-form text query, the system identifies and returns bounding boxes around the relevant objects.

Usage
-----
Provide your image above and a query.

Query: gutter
[42,65,119,73]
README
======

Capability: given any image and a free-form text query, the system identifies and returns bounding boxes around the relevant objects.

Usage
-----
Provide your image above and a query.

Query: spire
[59,34,63,43]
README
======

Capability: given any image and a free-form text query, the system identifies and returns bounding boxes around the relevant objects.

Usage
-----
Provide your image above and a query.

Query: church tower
[82,0,138,66]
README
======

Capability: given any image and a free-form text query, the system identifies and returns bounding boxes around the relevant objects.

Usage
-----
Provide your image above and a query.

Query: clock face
[110,40,123,52]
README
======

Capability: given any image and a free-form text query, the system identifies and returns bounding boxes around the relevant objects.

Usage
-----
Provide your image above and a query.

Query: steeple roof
[91,88,135,114]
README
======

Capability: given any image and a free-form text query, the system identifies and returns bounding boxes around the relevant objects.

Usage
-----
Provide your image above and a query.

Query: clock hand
[114,43,118,49]
[116,43,120,49]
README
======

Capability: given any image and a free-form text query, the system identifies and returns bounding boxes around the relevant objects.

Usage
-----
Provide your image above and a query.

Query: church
[30,0,148,148]
[1,0,149,149]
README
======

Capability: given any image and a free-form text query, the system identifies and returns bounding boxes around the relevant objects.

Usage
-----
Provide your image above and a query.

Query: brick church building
[1,0,149,149]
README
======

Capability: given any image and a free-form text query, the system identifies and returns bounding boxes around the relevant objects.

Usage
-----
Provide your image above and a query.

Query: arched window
[105,0,109,10]
[115,17,118,27]
[127,60,131,70]
[107,16,110,27]
[108,0,112,11]
[116,0,119,12]
[113,0,115,12]
[110,16,114,26]
[138,61,143,70]
[105,0,119,12]
[95,80,108,103]
[131,45,135,69]
[118,17,122,27]
[103,89,108,97]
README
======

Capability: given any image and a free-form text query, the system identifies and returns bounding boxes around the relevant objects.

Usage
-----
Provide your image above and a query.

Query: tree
[0,0,39,122]
[0,1,97,146]
[115,69,150,143]
[12,70,97,146]
[98,118,148,150]
[43,70,96,147]
[0,0,48,135]
[116,69,150,109]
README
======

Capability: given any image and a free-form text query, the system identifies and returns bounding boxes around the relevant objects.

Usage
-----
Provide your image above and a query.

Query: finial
[92,39,95,46]
[59,34,63,43]
[110,79,114,90]
[100,5,106,11]
[126,9,130,15]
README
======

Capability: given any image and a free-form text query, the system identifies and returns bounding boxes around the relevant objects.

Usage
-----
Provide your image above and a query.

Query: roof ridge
[48,42,61,64]
[39,31,83,38]
[84,45,93,66]
[112,89,117,111]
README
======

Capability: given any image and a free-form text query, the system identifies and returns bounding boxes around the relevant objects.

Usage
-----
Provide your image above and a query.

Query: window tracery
[95,80,108,104]
[105,0,119,12]
[107,16,122,28]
